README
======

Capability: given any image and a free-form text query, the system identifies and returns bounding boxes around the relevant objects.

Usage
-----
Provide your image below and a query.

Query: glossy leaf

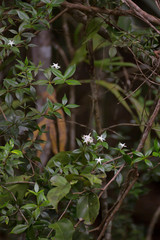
[11,224,28,234]
[49,218,74,240]
[47,175,71,209]
[76,193,100,224]
[64,65,76,79]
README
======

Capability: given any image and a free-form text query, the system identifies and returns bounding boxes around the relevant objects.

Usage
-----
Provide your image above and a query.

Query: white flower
[51,63,60,69]
[8,40,15,47]
[119,142,127,149]
[97,134,106,142]
[82,133,93,144]
[95,157,103,164]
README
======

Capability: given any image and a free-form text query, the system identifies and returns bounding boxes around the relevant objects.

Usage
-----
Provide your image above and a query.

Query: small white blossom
[82,133,93,144]
[97,134,106,142]
[51,63,60,69]
[95,157,103,164]
[8,40,15,47]
[119,142,127,149]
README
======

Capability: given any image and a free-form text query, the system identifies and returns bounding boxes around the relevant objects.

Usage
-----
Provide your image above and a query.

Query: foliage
[0,0,160,240]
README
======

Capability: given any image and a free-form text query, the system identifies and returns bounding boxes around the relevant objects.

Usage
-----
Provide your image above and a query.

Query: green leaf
[63,107,71,116]
[47,84,54,95]
[94,59,136,68]
[145,149,152,157]
[101,142,108,149]
[34,80,48,85]
[132,157,143,164]
[66,79,81,85]
[11,224,28,234]
[47,175,71,209]
[83,18,102,44]
[51,68,63,78]
[54,78,65,85]
[66,104,79,108]
[0,27,5,33]
[64,65,76,79]
[34,182,39,193]
[4,78,18,87]
[115,172,123,186]
[82,174,102,185]
[47,151,71,168]
[22,204,37,210]
[15,89,23,102]
[33,207,40,220]
[0,175,30,204]
[134,152,144,157]
[62,94,68,105]
[109,47,117,58]
[5,93,13,107]
[123,155,132,164]
[49,218,74,240]
[0,89,6,96]
[11,150,23,157]
[76,193,100,224]
[154,139,160,152]
[145,159,153,168]
[97,81,134,116]
[17,10,29,20]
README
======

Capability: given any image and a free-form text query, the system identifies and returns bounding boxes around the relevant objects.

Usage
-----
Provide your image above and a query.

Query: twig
[155,0,160,10]
[73,190,86,195]
[1,185,29,225]
[35,8,68,35]
[74,219,83,228]
[98,164,125,198]
[62,2,135,18]
[62,15,74,59]
[47,200,72,238]
[103,122,160,132]
[52,41,69,66]
[0,106,7,121]
[87,39,102,134]
[137,98,160,151]
[58,200,72,221]
[62,14,76,150]
[24,154,35,176]
[97,169,138,240]
[146,206,160,240]
[122,0,160,26]
[93,96,160,239]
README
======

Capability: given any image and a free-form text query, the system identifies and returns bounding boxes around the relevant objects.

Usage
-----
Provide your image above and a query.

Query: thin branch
[122,0,160,25]
[47,200,72,238]
[0,106,8,121]
[146,206,160,240]
[92,96,160,239]
[155,0,160,10]
[24,154,35,176]
[98,164,125,198]
[58,200,72,221]
[137,98,160,151]
[62,2,134,17]
[35,8,68,35]
[97,169,138,240]
[87,39,102,134]
[74,219,83,228]
[1,185,29,225]
[52,41,69,66]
